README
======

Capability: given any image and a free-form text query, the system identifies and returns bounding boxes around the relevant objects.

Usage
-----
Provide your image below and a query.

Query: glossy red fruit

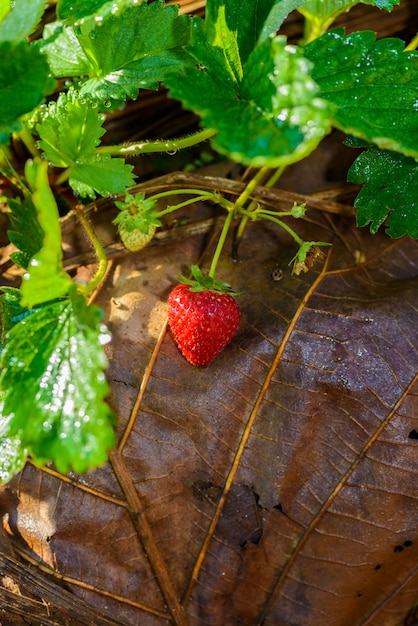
[167,284,241,366]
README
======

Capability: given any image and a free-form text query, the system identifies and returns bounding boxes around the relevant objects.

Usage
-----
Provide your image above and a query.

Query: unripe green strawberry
[113,191,160,252]
[118,222,156,252]
[167,266,241,366]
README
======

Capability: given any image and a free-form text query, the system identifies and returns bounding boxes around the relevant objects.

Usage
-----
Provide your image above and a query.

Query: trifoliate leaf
[305,29,418,158]
[21,159,72,308]
[0,289,115,475]
[69,154,135,198]
[37,89,106,167]
[43,1,192,102]
[348,146,418,238]
[7,196,44,269]
[0,41,54,136]
[167,35,333,167]
[0,0,47,43]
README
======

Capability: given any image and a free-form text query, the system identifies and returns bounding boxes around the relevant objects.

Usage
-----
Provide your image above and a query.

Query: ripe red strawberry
[167,267,241,366]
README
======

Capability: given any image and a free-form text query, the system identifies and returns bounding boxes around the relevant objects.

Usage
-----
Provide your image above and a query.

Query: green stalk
[155,194,215,217]
[405,33,418,51]
[258,214,303,245]
[208,207,235,279]
[75,205,108,296]
[96,128,217,157]
[18,126,41,158]
[147,188,234,217]
[235,165,285,244]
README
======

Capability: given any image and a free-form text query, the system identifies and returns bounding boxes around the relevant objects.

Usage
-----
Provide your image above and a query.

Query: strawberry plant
[0,0,417,488]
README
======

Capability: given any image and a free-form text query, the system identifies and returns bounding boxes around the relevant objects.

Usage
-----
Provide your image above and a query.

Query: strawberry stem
[257,213,304,245]
[208,207,235,279]
[75,204,108,296]
[235,165,286,243]
[96,128,217,157]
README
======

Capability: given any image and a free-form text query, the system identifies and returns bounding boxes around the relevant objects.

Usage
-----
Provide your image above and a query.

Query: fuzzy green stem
[241,207,293,219]
[405,32,418,51]
[208,208,235,279]
[18,126,41,158]
[55,168,71,186]
[258,214,304,245]
[148,188,234,217]
[235,166,285,243]
[96,128,217,157]
[75,205,108,296]
[149,188,217,203]
[155,194,216,217]
[235,167,270,211]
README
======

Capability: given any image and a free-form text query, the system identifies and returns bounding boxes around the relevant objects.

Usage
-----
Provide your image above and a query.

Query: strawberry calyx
[179,265,241,296]
[113,192,161,235]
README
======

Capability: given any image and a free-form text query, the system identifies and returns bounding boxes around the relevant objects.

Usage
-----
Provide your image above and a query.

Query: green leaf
[0,287,34,336]
[0,41,54,136]
[0,0,47,43]
[21,159,72,308]
[202,2,242,82]
[167,35,333,167]
[299,1,400,42]
[7,196,44,269]
[258,0,307,46]
[305,29,418,158]
[202,0,306,67]
[41,22,91,77]
[43,1,192,102]
[57,0,110,21]
[0,289,115,476]
[36,90,135,197]
[348,146,418,238]
[37,89,106,167]
[299,0,399,21]
[69,154,135,198]
[0,1,10,23]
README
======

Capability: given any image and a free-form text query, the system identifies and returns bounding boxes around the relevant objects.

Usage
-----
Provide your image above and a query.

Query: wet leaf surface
[2,197,418,625]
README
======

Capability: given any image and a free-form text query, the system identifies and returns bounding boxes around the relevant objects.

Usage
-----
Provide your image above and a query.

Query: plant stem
[18,126,41,158]
[155,194,215,216]
[258,214,304,245]
[405,32,418,51]
[147,188,234,217]
[55,168,70,186]
[96,128,217,157]
[235,167,270,211]
[208,207,235,279]
[75,204,108,296]
[235,165,285,244]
